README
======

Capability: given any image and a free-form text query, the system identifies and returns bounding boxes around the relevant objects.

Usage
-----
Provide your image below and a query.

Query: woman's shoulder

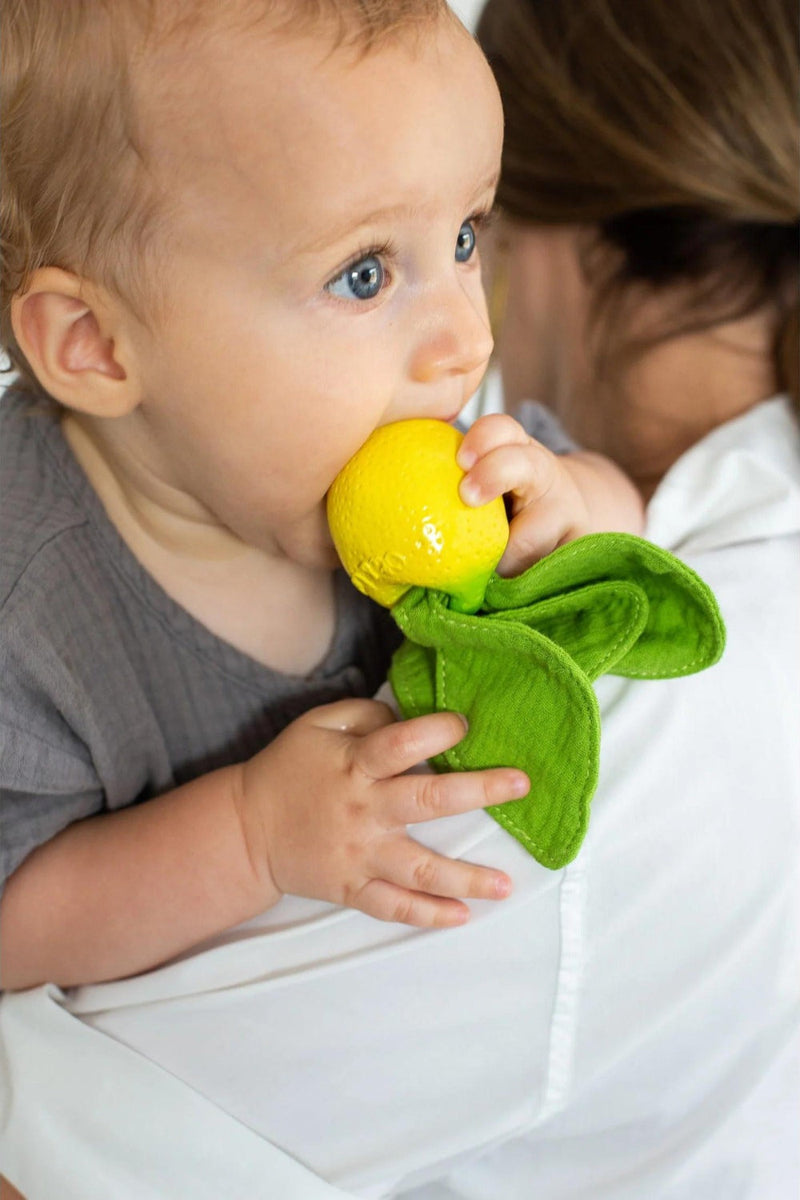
[647,396,800,709]
[646,396,800,557]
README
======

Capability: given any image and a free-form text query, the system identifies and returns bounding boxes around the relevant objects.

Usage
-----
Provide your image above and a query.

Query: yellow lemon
[327,419,509,612]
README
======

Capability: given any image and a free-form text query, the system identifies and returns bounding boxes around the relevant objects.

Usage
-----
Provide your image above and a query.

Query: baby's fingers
[389,765,530,824]
[379,838,512,905]
[456,412,530,467]
[458,440,557,510]
[352,879,473,928]
[354,833,514,928]
[457,412,550,505]
[355,710,471,780]
[497,495,576,576]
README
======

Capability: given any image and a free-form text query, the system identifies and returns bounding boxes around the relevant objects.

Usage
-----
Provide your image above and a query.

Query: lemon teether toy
[328,419,508,613]
[328,420,726,869]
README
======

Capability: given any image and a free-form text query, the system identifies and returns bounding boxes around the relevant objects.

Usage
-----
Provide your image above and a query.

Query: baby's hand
[235,699,528,928]
[456,413,590,575]
[456,413,642,575]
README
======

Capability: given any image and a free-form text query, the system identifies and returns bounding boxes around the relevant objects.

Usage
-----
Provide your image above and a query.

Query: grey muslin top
[0,390,401,894]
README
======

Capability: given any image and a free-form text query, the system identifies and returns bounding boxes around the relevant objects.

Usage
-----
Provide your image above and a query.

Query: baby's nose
[409,286,494,383]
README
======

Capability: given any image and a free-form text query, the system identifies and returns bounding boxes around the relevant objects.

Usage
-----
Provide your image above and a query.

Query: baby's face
[126,13,503,566]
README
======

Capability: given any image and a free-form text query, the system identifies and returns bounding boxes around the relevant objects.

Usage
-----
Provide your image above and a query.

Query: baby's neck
[62,414,337,675]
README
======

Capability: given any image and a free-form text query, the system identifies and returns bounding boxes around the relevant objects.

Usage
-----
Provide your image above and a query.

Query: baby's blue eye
[327,255,385,301]
[455,220,477,263]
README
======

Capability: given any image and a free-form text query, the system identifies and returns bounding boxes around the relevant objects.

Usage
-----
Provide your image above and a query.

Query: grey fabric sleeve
[514,400,580,455]
[1,606,114,890]
[458,399,580,453]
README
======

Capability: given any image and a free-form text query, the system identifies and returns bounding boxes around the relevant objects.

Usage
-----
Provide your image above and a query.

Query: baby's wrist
[228,761,284,910]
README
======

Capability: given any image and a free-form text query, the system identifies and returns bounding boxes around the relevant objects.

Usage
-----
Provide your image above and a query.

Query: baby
[0,0,643,996]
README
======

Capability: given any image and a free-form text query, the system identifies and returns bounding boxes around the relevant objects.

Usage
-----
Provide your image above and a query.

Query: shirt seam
[0,717,95,770]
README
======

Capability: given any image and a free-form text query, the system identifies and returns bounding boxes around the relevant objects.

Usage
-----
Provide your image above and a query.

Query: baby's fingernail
[458,477,481,506]
[457,446,477,470]
[509,773,529,797]
[495,875,513,898]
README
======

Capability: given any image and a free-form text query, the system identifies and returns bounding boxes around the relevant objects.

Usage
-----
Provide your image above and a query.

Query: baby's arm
[457,413,644,576]
[0,701,526,991]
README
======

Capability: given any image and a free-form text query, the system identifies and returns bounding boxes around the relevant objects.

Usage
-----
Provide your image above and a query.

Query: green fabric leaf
[388,532,726,869]
[487,579,650,682]
[484,532,726,679]
[390,589,600,869]
[389,637,436,719]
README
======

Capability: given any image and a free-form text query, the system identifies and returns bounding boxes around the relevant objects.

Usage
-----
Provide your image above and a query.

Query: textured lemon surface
[327,419,509,611]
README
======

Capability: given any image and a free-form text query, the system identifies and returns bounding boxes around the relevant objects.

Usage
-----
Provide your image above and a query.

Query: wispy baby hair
[1,0,447,388]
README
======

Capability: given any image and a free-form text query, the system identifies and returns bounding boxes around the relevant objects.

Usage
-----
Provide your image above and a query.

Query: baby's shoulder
[0,389,90,613]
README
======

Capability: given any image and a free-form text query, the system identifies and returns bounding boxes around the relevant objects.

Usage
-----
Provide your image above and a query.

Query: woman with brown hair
[477,0,798,473]
[424,0,799,1194]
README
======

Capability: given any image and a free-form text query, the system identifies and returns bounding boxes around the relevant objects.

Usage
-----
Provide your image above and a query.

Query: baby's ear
[10,267,144,416]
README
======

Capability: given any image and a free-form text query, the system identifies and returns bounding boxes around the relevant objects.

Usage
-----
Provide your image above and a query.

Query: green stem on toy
[448,566,495,615]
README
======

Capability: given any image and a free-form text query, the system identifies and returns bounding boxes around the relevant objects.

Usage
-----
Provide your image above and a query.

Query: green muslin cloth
[388,532,726,869]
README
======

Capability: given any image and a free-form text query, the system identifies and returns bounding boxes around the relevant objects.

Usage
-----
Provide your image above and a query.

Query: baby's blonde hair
[1,0,447,388]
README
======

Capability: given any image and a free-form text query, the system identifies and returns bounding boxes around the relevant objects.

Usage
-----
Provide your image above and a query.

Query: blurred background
[450,0,482,29]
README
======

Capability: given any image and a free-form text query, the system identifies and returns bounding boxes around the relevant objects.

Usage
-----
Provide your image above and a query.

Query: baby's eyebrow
[293,202,424,257]
[294,170,501,258]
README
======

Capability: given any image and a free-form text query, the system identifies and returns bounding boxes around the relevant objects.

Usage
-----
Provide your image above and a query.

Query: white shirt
[2,398,798,1200]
